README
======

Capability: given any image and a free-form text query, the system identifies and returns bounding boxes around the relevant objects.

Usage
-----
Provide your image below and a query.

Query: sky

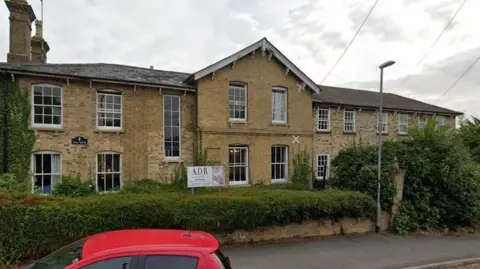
[0,0,479,118]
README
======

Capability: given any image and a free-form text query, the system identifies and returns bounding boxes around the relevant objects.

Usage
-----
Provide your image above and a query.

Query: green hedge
[0,190,374,265]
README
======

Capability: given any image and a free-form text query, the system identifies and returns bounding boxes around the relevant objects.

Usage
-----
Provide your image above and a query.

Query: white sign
[187,166,226,188]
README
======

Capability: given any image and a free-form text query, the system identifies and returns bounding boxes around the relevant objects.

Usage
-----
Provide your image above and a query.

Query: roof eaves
[0,66,196,90]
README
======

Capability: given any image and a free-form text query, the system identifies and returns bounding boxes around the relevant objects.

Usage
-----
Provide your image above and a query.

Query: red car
[24,229,233,269]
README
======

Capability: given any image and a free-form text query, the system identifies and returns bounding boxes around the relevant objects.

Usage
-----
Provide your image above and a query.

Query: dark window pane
[43,175,52,193]
[97,155,104,172]
[44,106,52,115]
[34,154,42,173]
[113,95,121,104]
[34,106,42,115]
[172,128,179,141]
[97,174,105,192]
[82,256,133,269]
[97,117,105,127]
[113,174,121,190]
[113,119,121,127]
[34,95,42,105]
[52,87,61,97]
[105,174,113,191]
[172,97,179,111]
[53,116,61,125]
[44,115,52,124]
[53,96,61,106]
[106,154,113,170]
[229,167,235,181]
[172,112,180,126]
[172,142,180,157]
[34,175,42,189]
[113,154,120,172]
[164,112,172,126]
[42,154,52,173]
[52,107,61,116]
[43,87,52,96]
[33,86,42,96]
[164,96,172,111]
[144,255,198,269]
[106,95,113,103]
[43,96,52,105]
[34,115,43,124]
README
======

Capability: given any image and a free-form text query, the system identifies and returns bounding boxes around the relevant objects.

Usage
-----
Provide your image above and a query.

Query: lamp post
[376,60,395,233]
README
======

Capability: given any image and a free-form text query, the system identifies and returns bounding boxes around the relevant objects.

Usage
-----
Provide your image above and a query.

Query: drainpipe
[3,71,8,173]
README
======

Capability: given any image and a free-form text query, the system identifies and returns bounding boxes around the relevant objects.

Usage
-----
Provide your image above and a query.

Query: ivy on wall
[0,74,36,189]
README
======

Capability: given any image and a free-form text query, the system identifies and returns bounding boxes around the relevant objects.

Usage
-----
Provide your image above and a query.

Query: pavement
[222,233,480,269]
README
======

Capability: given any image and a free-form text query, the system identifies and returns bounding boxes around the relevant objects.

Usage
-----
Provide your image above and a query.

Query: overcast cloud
[0,0,478,118]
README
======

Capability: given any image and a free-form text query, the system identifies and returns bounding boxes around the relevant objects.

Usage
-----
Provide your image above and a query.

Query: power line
[393,0,467,94]
[320,0,381,84]
[434,54,480,105]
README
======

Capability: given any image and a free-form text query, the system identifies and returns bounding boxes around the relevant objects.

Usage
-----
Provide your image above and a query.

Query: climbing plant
[0,74,36,190]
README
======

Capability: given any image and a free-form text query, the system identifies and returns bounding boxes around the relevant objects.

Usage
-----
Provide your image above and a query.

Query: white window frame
[317,108,331,131]
[271,87,287,124]
[96,152,122,193]
[228,83,247,122]
[376,112,388,134]
[96,91,123,130]
[316,154,330,180]
[228,146,249,186]
[397,113,408,135]
[163,94,182,159]
[418,115,427,129]
[436,115,445,128]
[271,145,288,184]
[343,109,356,132]
[31,84,63,129]
[31,151,62,194]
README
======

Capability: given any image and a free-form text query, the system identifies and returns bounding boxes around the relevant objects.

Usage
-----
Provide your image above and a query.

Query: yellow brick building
[0,0,462,193]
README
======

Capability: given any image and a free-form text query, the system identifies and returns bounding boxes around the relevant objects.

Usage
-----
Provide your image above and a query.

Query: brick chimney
[31,20,50,64]
[5,0,36,65]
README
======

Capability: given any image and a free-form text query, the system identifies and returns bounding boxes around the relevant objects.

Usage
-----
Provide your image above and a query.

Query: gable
[185,38,322,94]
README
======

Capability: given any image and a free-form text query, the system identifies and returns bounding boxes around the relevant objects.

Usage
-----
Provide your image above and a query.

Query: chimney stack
[5,0,37,65]
[31,20,50,64]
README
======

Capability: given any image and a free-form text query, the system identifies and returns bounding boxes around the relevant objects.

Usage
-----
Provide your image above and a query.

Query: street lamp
[376,60,395,233]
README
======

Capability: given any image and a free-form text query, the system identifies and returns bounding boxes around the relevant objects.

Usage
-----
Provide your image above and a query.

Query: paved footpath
[222,233,480,269]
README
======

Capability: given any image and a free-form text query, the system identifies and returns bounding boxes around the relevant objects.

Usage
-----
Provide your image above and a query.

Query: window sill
[163,158,183,163]
[271,122,288,126]
[343,131,357,135]
[30,126,64,132]
[229,182,250,187]
[271,179,287,185]
[316,130,331,134]
[94,128,125,134]
[228,120,248,125]
[397,132,409,136]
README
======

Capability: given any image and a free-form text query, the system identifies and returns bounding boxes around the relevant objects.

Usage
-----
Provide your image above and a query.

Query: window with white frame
[376,112,388,133]
[96,152,122,192]
[228,146,248,185]
[32,85,62,127]
[272,87,287,123]
[344,109,356,132]
[96,91,122,129]
[398,113,408,134]
[271,146,288,183]
[418,115,427,129]
[436,115,445,128]
[317,108,330,131]
[164,95,181,158]
[32,151,61,194]
[228,83,247,121]
[316,154,330,179]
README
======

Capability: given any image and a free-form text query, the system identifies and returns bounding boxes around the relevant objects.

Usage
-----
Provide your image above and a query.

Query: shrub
[52,176,95,197]
[291,148,311,187]
[0,189,374,265]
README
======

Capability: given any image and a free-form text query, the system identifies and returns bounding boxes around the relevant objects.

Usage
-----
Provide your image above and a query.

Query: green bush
[291,148,311,187]
[52,176,95,197]
[329,139,398,211]
[0,189,374,265]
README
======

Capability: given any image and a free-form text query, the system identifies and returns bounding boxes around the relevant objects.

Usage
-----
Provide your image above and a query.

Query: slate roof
[0,62,193,89]
[314,85,462,115]
[0,62,462,115]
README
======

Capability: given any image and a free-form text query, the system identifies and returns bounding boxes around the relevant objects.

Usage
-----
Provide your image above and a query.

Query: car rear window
[144,255,199,269]
[25,238,87,269]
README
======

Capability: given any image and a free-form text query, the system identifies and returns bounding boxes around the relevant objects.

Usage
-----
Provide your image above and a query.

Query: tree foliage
[330,120,480,234]
[457,116,480,163]
[0,75,36,190]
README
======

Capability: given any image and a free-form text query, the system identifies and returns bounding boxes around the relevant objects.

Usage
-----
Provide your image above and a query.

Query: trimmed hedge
[0,189,374,265]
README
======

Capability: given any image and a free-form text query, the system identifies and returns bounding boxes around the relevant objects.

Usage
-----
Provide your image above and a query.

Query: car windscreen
[25,237,87,269]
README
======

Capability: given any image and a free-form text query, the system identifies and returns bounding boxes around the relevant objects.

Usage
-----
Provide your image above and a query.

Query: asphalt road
[222,233,480,269]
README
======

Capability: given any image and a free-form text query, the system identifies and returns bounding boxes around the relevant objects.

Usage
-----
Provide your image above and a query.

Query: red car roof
[82,229,219,259]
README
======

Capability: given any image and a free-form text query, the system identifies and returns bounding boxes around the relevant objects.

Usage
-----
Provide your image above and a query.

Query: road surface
[222,233,480,269]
